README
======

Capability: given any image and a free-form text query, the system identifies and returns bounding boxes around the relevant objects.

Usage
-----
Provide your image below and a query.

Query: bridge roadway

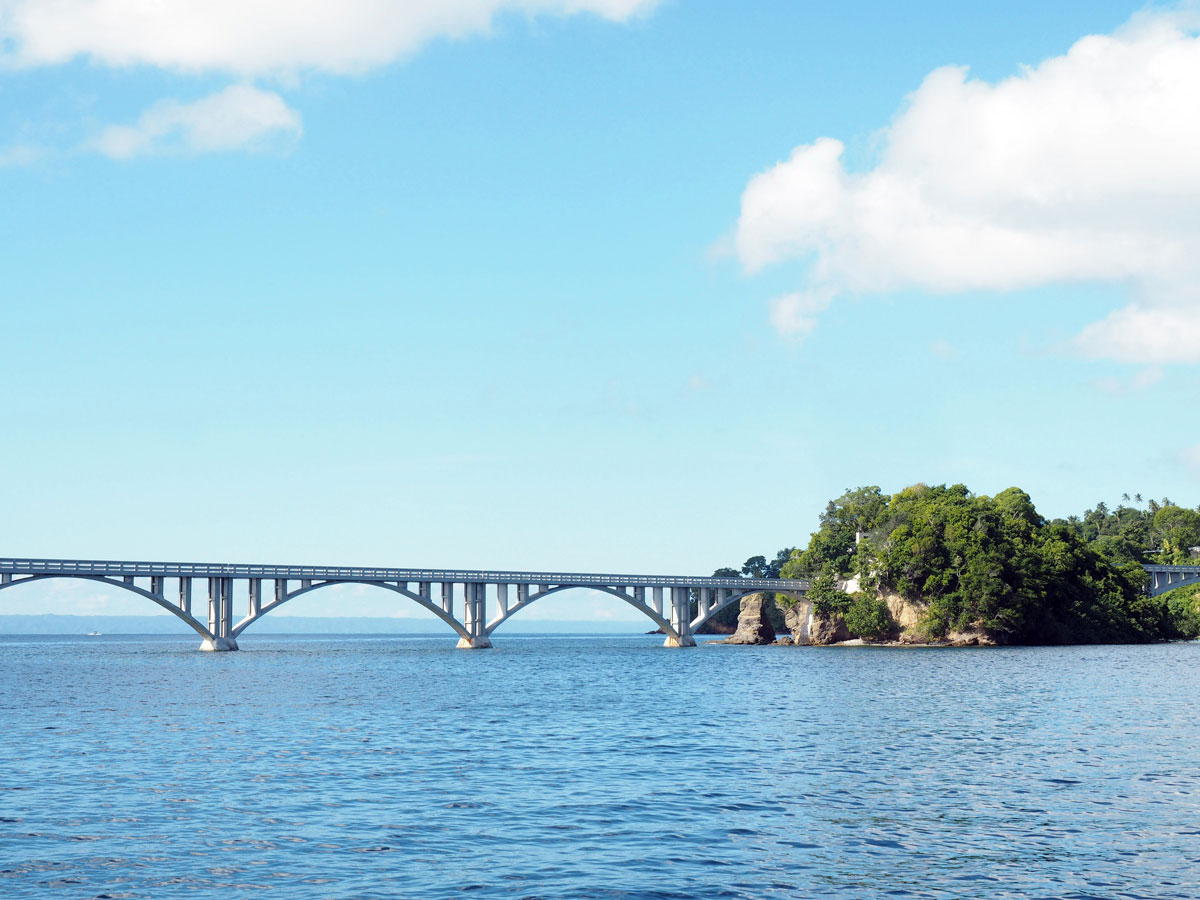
[0,558,813,651]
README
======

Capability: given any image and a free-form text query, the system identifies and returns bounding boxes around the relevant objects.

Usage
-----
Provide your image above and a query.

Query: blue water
[2,635,1199,899]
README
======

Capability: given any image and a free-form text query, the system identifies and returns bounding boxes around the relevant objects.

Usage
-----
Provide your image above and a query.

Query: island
[713,484,1200,646]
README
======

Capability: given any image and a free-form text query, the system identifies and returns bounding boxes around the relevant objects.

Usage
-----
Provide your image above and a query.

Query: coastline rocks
[723,593,776,645]
[808,612,852,645]
[778,598,813,645]
[946,629,1001,647]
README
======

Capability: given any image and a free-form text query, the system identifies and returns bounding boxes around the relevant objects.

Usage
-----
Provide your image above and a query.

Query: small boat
[87,631,101,636]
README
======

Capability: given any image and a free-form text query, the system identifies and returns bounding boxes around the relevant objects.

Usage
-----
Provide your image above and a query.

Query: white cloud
[768,289,832,339]
[91,85,301,158]
[734,9,1200,363]
[0,0,658,77]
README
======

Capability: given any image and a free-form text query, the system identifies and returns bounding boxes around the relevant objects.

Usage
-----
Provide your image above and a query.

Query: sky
[2,0,1199,625]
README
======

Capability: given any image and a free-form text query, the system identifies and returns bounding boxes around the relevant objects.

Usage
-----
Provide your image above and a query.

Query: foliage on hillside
[1055,496,1200,566]
[1164,583,1200,640]
[781,484,1196,644]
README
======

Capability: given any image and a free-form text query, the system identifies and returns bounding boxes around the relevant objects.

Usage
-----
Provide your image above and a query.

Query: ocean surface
[1,634,1198,899]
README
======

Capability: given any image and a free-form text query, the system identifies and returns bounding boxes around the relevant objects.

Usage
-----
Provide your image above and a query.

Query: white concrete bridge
[0,557,811,651]
[1145,564,1200,598]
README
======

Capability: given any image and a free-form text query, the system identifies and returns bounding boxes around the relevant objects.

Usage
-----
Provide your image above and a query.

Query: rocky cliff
[786,590,1004,646]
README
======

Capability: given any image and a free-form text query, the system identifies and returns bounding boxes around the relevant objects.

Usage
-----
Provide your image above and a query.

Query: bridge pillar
[200,576,239,651]
[179,577,192,616]
[456,582,492,649]
[664,586,696,648]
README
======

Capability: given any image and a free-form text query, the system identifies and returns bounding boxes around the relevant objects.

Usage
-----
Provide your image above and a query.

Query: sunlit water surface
[2,634,1199,899]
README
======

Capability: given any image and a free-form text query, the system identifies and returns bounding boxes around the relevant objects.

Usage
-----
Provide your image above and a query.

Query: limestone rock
[723,593,776,645]
[882,591,925,630]
[808,612,852,645]
[778,597,813,645]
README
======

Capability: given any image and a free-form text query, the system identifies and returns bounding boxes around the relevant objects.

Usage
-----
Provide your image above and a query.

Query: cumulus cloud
[0,0,658,76]
[90,85,301,158]
[734,9,1200,363]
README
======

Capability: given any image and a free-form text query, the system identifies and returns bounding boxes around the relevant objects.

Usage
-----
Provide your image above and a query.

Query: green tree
[1151,505,1200,563]
[843,594,893,640]
[795,486,887,577]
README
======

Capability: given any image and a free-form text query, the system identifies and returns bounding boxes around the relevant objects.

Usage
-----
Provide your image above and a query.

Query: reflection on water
[1,634,1199,898]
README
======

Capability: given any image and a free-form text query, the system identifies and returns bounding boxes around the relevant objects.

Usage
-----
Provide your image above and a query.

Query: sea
[1,634,1198,899]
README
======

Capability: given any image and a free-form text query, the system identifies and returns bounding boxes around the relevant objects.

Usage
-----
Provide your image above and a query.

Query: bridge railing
[0,557,809,591]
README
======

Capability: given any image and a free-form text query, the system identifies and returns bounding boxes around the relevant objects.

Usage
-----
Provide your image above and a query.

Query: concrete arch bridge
[0,558,810,651]
[1145,564,1200,598]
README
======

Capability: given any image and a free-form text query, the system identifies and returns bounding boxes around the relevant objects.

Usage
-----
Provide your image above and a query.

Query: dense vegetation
[1059,495,1200,566]
[777,484,1200,644]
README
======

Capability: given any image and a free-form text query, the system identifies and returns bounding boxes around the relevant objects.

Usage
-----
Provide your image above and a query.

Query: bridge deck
[0,557,808,591]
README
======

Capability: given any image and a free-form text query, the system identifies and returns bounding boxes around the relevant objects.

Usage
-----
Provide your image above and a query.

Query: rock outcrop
[808,612,852,645]
[777,596,813,645]
[882,591,924,630]
[724,593,776,644]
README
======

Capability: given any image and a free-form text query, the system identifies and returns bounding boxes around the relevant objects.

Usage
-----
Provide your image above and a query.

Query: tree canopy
[780,484,1197,644]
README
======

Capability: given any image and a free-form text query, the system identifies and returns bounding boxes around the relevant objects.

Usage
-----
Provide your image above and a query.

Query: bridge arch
[1148,571,1200,598]
[0,573,215,642]
[230,579,472,641]
[484,584,681,643]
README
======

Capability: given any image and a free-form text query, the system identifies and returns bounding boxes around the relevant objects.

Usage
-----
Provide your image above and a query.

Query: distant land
[0,615,644,636]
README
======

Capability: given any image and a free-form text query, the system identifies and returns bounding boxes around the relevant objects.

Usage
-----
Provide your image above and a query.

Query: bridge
[0,557,811,651]
[1145,564,1200,598]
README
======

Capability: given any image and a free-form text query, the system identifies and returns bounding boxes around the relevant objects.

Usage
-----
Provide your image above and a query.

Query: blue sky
[2,0,1198,622]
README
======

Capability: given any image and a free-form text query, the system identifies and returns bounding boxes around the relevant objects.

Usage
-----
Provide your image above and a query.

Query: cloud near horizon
[0,0,659,76]
[734,9,1200,364]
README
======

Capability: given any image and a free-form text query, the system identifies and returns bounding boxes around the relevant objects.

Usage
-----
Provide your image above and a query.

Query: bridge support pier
[664,586,696,648]
[201,576,239,651]
[200,636,240,652]
[456,582,492,649]
[455,635,493,649]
